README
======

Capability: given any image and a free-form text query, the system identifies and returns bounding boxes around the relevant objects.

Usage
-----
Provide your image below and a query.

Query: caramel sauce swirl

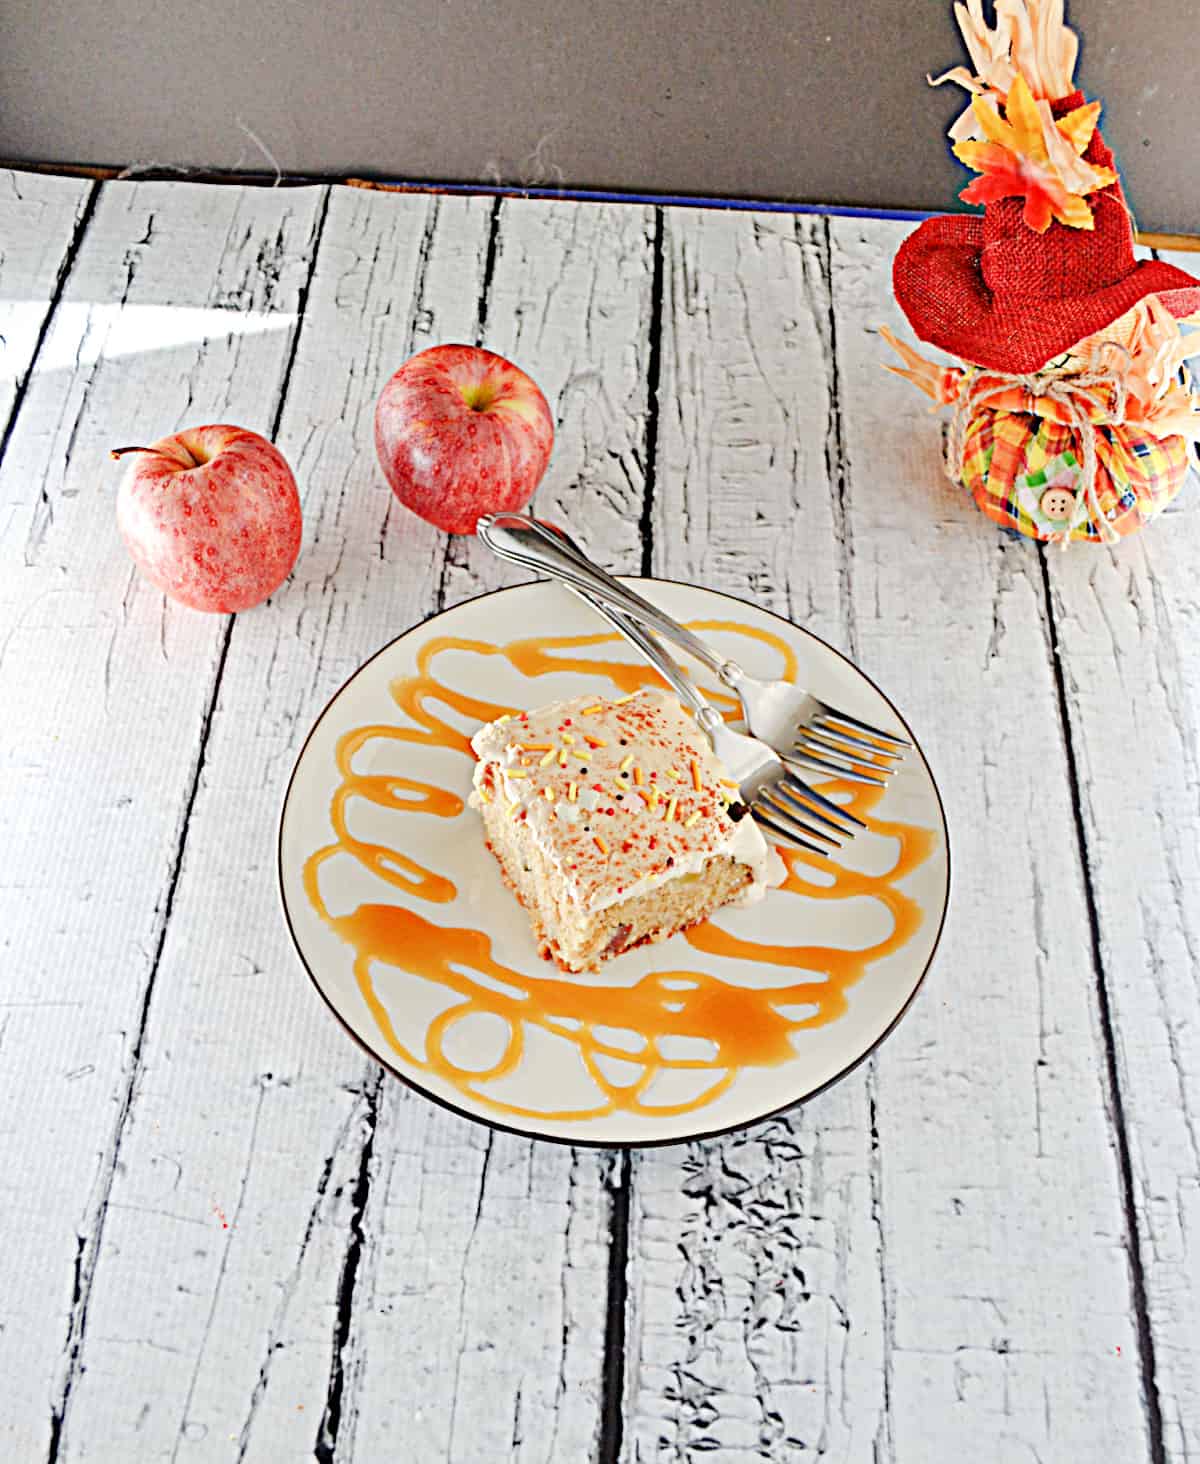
[303,624,935,1122]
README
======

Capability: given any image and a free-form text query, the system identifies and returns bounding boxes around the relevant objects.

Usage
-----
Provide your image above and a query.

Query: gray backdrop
[1,0,1196,233]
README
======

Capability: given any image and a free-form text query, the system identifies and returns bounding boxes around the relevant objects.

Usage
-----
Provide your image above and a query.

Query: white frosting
[470,689,785,914]
[585,805,784,914]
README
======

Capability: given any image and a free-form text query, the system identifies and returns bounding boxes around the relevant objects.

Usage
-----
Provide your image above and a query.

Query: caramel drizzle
[302,624,936,1122]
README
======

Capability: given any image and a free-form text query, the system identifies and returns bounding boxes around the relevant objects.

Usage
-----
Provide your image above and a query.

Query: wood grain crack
[25,201,131,567]
[1036,545,1166,1464]
[314,1070,382,1464]
[377,194,445,558]
[267,189,332,441]
[598,1150,632,1464]
[444,1132,502,1456]
[472,196,503,348]
[233,1095,368,1461]
[170,1080,270,1460]
[471,1131,494,1233]
[638,208,664,579]
[44,616,236,1464]
[868,1083,895,1464]
[817,218,855,657]
[0,180,100,476]
[798,217,854,651]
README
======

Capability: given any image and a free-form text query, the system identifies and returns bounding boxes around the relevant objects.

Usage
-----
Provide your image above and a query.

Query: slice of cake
[469,688,783,972]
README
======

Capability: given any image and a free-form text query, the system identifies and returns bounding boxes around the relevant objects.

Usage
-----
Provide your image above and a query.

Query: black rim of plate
[276,577,952,1150]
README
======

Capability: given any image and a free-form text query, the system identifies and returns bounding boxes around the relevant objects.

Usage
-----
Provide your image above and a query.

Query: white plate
[279,579,949,1146]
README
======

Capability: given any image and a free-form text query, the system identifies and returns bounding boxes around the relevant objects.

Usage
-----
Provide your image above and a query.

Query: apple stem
[110,446,156,460]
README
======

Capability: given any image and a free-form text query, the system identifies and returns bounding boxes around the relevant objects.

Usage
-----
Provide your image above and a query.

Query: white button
[1040,487,1076,522]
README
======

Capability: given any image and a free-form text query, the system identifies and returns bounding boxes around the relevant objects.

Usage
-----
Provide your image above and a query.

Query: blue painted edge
[361,178,938,221]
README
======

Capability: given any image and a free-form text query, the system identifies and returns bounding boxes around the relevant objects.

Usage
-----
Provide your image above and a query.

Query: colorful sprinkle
[584,735,607,748]
[619,752,635,772]
[567,781,578,802]
[593,835,610,854]
[633,765,645,787]
[539,747,557,767]
[683,809,702,828]
[543,786,555,800]
[581,704,604,715]
[665,795,678,822]
[558,749,569,766]
[507,770,529,780]
[666,767,682,781]
[690,758,702,791]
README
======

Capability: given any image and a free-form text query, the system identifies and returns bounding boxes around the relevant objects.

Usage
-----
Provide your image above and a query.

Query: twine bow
[945,355,1130,545]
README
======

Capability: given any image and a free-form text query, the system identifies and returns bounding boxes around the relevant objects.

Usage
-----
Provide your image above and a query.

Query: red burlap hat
[894,93,1200,373]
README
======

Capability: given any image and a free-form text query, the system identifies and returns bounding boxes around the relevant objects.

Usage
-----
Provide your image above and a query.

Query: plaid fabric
[958,408,1190,542]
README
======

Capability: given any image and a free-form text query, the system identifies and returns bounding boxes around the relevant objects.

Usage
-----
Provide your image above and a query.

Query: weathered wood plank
[440,195,657,603]
[653,211,846,628]
[1037,250,1200,1460]
[346,194,657,1464]
[621,208,1152,1462]
[47,188,491,1463]
[830,216,1151,1462]
[0,178,327,1458]
[0,170,95,433]
[624,211,886,1461]
[56,189,644,1463]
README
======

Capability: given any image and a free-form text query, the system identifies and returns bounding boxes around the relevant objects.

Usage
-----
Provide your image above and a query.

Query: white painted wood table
[2,167,1198,1464]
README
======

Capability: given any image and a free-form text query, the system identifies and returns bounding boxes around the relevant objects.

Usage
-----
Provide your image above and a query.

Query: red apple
[114,426,301,612]
[374,344,554,534]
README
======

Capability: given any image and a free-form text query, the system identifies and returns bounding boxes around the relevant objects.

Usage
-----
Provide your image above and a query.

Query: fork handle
[575,589,724,736]
[479,516,722,732]
[582,588,722,732]
[477,513,743,687]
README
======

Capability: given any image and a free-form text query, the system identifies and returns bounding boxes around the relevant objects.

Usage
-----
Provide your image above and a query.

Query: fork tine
[777,771,868,828]
[791,745,889,787]
[752,805,831,856]
[773,779,861,835]
[802,729,899,772]
[760,791,842,846]
[818,709,911,748]
[812,718,904,758]
[795,735,887,776]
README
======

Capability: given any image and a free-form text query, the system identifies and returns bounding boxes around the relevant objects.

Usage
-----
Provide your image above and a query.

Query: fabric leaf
[953,75,1116,231]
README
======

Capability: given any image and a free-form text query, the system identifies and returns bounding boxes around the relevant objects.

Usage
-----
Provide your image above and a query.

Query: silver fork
[478,527,862,855]
[476,513,909,786]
